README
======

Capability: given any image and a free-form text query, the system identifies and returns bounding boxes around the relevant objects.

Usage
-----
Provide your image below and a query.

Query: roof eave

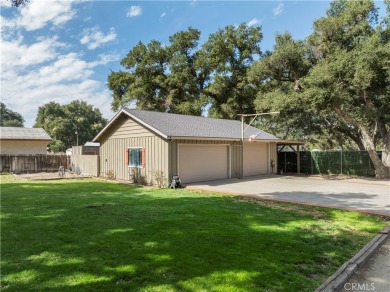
[93,109,125,142]
[0,138,52,141]
[170,136,240,141]
[170,136,282,142]
[276,139,305,145]
[93,109,168,142]
[125,110,168,139]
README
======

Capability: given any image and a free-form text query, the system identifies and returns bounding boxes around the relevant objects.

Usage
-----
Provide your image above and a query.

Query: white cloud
[80,26,117,50]
[88,53,121,68]
[247,18,262,27]
[13,0,76,31]
[0,0,12,8]
[1,35,63,71]
[0,1,116,127]
[273,3,284,16]
[127,5,142,17]
[189,0,197,6]
[1,50,116,127]
[160,12,166,19]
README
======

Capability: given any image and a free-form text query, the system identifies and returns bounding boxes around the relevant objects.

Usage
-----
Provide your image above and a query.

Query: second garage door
[178,144,229,183]
[244,143,268,176]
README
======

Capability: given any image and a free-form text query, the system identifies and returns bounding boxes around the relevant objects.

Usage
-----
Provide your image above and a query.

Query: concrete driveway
[187,175,390,216]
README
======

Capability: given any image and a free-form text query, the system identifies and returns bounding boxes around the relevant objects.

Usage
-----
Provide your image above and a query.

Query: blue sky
[0,0,386,127]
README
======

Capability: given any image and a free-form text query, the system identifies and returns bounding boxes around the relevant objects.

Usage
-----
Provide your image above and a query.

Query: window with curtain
[128,148,142,167]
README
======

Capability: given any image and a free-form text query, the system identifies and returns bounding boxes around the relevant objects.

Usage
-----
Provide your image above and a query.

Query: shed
[93,109,282,184]
[0,127,52,155]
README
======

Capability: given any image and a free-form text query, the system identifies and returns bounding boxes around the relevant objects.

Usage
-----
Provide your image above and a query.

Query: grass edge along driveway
[1,176,388,291]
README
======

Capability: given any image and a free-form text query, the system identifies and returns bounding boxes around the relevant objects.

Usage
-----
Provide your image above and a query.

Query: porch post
[297,144,301,174]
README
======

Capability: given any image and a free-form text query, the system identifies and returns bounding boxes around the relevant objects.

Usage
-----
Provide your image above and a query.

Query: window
[126,147,145,168]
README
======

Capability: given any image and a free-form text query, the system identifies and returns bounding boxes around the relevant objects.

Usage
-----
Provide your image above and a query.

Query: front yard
[1,176,388,291]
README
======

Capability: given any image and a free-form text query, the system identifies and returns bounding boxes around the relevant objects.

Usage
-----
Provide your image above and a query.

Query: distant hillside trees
[34,100,107,152]
[0,102,24,127]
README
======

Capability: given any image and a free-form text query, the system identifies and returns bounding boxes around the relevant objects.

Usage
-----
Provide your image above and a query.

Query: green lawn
[1,176,388,291]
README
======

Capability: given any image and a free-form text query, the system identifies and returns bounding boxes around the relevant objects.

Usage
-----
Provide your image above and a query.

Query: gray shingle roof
[0,127,52,141]
[123,109,280,141]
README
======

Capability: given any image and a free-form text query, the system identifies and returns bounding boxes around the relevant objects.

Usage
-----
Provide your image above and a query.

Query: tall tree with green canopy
[108,27,209,115]
[108,24,262,119]
[9,0,28,7]
[34,100,107,152]
[251,0,390,178]
[204,23,262,119]
[0,102,25,127]
[304,0,390,178]
[248,32,317,142]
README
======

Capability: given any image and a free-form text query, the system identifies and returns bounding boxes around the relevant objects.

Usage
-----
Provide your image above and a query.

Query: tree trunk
[334,108,390,179]
[360,126,390,179]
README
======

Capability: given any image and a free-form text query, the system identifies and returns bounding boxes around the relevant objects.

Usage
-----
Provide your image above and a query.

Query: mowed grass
[1,176,388,291]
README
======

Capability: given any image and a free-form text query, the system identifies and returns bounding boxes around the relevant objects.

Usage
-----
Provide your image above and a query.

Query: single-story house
[93,109,292,184]
[0,127,52,155]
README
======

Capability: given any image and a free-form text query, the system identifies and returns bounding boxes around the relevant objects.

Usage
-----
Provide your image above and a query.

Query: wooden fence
[70,155,99,177]
[0,155,69,174]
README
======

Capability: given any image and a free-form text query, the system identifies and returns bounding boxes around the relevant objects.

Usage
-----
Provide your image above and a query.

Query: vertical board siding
[100,136,168,184]
[270,142,277,173]
[99,116,168,185]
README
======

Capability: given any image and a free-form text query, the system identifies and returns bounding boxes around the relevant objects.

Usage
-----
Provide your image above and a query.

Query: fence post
[340,149,343,175]
[284,151,286,173]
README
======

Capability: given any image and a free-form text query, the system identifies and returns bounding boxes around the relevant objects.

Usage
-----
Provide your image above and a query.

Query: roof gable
[94,109,280,142]
[0,127,52,141]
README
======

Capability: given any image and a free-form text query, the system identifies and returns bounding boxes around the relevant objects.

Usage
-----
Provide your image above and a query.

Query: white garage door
[244,143,268,176]
[178,144,229,183]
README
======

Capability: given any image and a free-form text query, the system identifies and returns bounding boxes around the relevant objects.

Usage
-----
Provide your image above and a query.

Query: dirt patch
[15,172,91,181]
[235,196,328,218]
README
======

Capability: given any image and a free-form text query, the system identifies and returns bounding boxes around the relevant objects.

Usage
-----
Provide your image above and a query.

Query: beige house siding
[98,115,279,184]
[110,116,154,139]
[269,142,278,174]
[99,117,168,184]
[0,140,48,155]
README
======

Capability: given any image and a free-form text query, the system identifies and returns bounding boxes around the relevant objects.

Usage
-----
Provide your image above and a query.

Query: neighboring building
[93,109,283,184]
[0,127,52,155]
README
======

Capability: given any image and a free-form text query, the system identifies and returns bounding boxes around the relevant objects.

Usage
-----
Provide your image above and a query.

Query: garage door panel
[244,143,268,176]
[179,145,229,183]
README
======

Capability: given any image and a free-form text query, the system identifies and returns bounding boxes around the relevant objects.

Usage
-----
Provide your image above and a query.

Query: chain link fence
[278,150,381,177]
